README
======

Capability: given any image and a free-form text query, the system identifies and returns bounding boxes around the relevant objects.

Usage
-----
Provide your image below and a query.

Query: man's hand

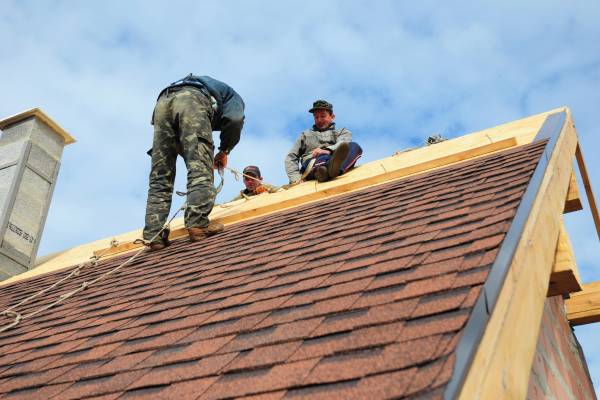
[214,151,228,170]
[311,148,330,158]
[254,185,267,194]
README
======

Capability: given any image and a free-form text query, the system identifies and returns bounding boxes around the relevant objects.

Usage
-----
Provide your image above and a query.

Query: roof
[9,107,562,283]
[0,139,548,399]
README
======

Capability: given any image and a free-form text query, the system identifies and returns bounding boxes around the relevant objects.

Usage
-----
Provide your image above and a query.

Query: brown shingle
[201,359,320,400]
[0,365,73,394]
[56,369,149,399]
[224,341,303,372]
[136,334,235,368]
[126,353,237,390]
[0,140,548,399]
[220,317,323,353]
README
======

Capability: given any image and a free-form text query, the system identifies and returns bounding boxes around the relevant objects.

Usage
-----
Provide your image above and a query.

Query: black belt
[158,85,210,100]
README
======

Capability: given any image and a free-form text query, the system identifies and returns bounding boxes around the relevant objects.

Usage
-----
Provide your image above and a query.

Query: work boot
[328,142,350,179]
[148,228,170,251]
[314,166,329,182]
[188,221,225,242]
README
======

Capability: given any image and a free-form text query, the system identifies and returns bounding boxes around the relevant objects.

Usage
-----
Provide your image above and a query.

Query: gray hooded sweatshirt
[284,123,351,183]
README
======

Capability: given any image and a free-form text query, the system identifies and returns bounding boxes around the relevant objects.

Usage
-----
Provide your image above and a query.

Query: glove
[214,151,228,170]
[255,185,267,194]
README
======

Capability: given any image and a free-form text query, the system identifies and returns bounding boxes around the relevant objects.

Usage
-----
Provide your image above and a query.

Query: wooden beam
[563,170,583,213]
[0,108,76,145]
[93,137,518,258]
[4,108,563,286]
[566,282,600,325]
[547,220,583,297]
[575,145,600,239]
[92,240,142,259]
[458,111,578,399]
[216,137,518,225]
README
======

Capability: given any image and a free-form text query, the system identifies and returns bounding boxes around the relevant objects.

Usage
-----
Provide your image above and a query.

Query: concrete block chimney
[0,108,75,280]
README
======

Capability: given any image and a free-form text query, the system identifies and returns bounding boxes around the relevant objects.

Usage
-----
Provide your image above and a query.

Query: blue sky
[1,0,598,392]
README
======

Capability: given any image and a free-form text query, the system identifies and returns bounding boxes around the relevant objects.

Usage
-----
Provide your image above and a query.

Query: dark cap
[309,100,333,113]
[243,165,261,178]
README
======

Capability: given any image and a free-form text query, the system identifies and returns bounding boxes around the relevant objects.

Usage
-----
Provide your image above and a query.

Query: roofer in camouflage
[285,100,362,184]
[144,74,244,251]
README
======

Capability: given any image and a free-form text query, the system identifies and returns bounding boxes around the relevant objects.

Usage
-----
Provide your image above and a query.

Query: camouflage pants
[143,87,216,241]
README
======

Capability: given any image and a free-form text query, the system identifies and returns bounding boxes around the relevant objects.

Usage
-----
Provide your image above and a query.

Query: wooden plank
[547,220,583,297]
[563,170,583,213]
[566,282,600,325]
[0,108,76,144]
[92,137,519,257]
[215,137,518,226]
[575,145,600,240]
[92,239,139,259]
[458,110,578,399]
[4,108,561,286]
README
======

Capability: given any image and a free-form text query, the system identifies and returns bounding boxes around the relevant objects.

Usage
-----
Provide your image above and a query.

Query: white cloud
[1,0,599,393]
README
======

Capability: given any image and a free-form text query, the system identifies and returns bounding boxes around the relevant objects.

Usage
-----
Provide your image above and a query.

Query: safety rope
[0,165,281,333]
[224,166,272,185]
[215,167,225,194]
[0,199,187,334]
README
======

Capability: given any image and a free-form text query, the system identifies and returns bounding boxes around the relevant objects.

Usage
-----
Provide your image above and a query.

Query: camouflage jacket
[284,123,352,183]
[230,184,279,201]
[160,74,245,154]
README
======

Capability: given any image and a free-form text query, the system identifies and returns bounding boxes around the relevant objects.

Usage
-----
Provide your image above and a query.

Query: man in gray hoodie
[285,100,362,184]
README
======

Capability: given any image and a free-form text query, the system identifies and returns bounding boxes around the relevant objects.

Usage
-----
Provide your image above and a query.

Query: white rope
[0,165,282,333]
[0,199,187,334]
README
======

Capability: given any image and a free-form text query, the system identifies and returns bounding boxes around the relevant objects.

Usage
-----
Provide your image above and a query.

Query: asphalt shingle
[0,140,547,399]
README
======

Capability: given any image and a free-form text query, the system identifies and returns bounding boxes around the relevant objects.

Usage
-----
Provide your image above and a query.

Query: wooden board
[575,145,600,240]
[216,137,518,225]
[0,108,76,145]
[566,282,600,325]
[563,170,583,213]
[547,220,583,297]
[458,109,578,399]
[3,108,563,286]
[90,137,520,258]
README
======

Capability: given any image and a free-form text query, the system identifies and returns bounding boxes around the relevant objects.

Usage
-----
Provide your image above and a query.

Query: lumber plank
[91,137,519,257]
[0,107,76,145]
[92,240,140,259]
[563,170,583,213]
[547,220,583,296]
[575,145,600,240]
[5,108,561,286]
[566,282,600,325]
[215,137,518,225]
[458,110,578,399]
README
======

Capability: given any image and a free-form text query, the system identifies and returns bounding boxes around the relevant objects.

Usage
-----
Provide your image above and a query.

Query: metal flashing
[443,111,567,400]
